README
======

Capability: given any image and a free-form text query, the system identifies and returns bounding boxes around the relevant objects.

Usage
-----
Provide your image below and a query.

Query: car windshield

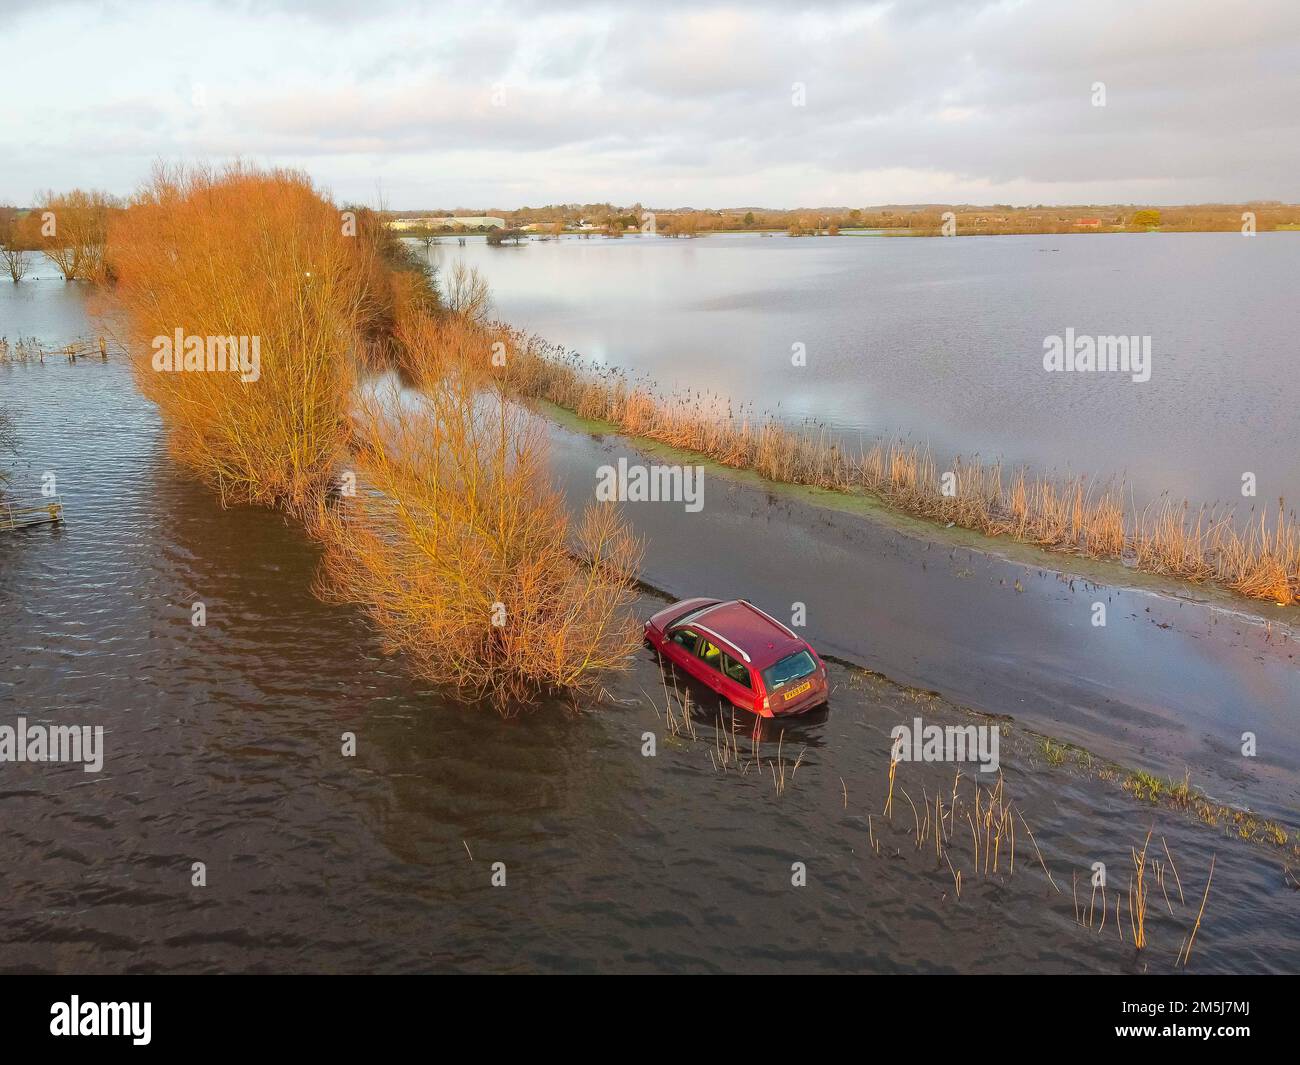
[762,650,817,691]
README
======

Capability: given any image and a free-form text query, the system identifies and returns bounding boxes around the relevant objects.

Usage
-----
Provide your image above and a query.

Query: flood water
[2,268,1297,973]
[436,231,1300,510]
[545,423,1300,826]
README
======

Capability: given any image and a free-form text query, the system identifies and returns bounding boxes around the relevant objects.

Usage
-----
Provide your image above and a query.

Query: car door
[716,651,756,711]
[693,638,755,710]
[693,636,726,694]
[661,626,703,679]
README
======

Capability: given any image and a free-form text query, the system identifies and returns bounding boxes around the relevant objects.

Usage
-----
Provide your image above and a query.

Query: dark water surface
[1,275,1296,973]
[438,231,1300,511]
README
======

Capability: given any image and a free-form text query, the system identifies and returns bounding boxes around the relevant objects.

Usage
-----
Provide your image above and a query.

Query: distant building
[387,216,505,231]
[1073,218,1102,228]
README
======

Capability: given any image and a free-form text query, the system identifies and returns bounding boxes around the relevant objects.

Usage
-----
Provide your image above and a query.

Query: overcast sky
[4,0,1297,208]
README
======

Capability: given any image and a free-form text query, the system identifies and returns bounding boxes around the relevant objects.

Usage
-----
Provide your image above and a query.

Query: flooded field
[1,275,1296,972]
[438,231,1300,511]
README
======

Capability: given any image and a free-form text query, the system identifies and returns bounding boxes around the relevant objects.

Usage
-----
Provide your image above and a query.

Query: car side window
[670,628,699,655]
[696,638,724,671]
[720,653,751,689]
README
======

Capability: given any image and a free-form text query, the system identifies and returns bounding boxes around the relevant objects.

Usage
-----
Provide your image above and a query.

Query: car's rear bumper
[772,699,824,717]
[769,680,827,716]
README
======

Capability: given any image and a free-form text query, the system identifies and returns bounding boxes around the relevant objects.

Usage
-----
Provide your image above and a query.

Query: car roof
[679,600,808,670]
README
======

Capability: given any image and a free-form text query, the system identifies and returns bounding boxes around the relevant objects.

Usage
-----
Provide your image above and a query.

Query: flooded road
[546,417,1300,824]
[1,275,1296,973]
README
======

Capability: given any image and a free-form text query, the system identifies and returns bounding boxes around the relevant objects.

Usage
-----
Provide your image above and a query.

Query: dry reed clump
[884,749,1218,962]
[1070,827,1217,966]
[875,759,1044,899]
[490,331,1299,606]
[311,370,643,709]
[107,163,389,512]
[703,703,806,794]
[643,669,806,795]
[0,406,15,487]
[0,337,49,362]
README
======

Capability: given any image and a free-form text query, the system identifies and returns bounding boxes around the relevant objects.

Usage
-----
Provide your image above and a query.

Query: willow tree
[0,214,32,281]
[35,189,117,280]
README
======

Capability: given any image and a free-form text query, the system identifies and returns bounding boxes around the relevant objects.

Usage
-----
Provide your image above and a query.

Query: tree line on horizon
[373,200,1300,238]
[4,195,1297,279]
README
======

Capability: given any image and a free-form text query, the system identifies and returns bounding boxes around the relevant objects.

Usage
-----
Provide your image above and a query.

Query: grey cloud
[3,0,1298,206]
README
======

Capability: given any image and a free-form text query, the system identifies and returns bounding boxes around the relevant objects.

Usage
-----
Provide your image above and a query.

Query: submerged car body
[644,598,829,717]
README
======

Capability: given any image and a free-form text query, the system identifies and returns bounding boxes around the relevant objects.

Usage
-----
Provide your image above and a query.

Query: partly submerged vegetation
[109,166,377,511]
[645,655,1247,966]
[0,192,119,282]
[313,312,641,707]
[6,170,1294,970]
[1124,769,1290,846]
[0,405,15,487]
[15,166,1299,707]
[99,163,640,708]
[321,281,1296,607]
[481,335,1298,607]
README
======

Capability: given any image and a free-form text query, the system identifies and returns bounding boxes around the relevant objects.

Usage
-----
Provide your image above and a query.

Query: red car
[644,598,829,717]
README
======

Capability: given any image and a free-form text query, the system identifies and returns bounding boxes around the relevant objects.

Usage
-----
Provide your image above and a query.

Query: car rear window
[762,650,817,692]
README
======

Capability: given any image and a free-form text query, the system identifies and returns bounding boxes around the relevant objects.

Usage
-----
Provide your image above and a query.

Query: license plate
[783,680,812,702]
